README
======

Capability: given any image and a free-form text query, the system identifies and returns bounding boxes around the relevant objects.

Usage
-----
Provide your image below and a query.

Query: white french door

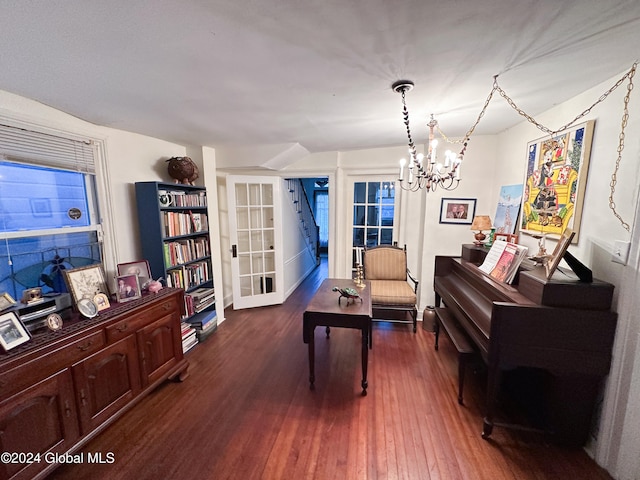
[226,176,284,309]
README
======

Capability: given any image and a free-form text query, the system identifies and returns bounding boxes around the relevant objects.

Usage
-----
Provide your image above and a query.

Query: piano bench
[434,307,476,405]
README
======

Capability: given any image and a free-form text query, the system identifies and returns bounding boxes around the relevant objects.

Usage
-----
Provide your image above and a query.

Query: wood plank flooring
[49,259,613,479]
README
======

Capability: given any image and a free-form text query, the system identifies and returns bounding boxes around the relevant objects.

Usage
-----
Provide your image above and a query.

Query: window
[0,122,103,300]
[352,181,396,265]
[314,190,328,250]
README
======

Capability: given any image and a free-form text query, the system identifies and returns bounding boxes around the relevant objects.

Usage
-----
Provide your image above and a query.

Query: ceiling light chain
[436,80,498,146]
[609,63,636,232]
[392,62,637,231]
[494,63,637,137]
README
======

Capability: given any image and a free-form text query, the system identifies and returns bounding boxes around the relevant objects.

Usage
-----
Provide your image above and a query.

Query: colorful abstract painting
[520,120,595,240]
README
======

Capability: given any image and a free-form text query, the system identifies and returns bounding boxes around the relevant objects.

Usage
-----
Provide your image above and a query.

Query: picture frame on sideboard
[0,311,31,352]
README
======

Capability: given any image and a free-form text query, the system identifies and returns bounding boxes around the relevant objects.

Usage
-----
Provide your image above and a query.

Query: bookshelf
[135,182,218,347]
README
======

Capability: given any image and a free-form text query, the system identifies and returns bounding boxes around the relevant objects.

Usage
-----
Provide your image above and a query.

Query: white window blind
[0,122,95,173]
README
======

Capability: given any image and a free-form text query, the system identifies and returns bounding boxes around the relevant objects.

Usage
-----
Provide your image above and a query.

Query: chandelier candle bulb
[399,158,406,180]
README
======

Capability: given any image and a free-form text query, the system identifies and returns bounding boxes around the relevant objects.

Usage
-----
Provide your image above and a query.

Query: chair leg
[412,307,417,333]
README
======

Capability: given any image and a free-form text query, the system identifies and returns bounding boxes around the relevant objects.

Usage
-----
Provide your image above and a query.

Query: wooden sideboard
[0,288,189,480]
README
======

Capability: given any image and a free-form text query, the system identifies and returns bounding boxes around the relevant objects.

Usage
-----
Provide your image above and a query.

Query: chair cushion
[364,248,407,281]
[369,280,416,306]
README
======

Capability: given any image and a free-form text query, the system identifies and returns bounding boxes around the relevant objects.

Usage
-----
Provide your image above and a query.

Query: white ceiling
[1,0,639,164]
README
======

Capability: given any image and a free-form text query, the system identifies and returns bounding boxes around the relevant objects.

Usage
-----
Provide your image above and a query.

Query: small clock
[77,298,99,319]
[46,313,63,331]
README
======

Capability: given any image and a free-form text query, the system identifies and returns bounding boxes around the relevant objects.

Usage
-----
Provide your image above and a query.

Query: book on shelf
[196,322,218,342]
[478,240,528,284]
[182,334,198,353]
[190,287,215,302]
[185,310,217,329]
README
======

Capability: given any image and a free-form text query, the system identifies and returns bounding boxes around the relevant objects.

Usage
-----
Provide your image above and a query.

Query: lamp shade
[470,215,492,231]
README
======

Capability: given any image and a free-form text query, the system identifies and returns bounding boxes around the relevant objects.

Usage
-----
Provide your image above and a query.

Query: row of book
[166,261,211,289]
[170,190,207,208]
[181,321,198,353]
[163,211,209,237]
[184,287,216,317]
[478,240,529,284]
[184,308,218,345]
[163,237,210,267]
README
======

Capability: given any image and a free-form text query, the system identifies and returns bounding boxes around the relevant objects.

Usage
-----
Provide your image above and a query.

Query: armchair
[362,244,419,332]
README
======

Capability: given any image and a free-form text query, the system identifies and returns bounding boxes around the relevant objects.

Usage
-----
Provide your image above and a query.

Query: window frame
[0,116,116,295]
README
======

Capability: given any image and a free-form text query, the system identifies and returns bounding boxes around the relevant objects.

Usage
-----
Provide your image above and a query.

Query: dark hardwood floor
[50,258,613,479]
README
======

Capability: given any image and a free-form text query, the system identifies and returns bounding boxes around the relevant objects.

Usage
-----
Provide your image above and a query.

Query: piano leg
[482,365,502,439]
[482,419,494,439]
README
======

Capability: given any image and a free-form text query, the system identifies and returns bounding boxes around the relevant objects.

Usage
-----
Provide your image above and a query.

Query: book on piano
[478,240,528,284]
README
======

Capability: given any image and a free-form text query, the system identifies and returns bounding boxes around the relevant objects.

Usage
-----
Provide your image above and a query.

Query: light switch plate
[612,240,630,265]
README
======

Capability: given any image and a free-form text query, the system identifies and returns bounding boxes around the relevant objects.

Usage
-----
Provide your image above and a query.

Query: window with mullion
[352,180,396,267]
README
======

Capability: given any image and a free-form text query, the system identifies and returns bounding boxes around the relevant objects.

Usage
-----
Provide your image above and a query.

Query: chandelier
[393,80,463,192]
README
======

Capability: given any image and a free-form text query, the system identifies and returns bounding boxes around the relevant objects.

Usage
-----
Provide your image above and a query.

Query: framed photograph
[545,228,576,279]
[93,293,111,311]
[46,313,64,331]
[77,298,99,318]
[0,311,31,352]
[117,260,152,290]
[0,292,17,312]
[520,120,595,241]
[116,274,142,303]
[63,264,110,305]
[439,198,476,224]
[494,233,519,244]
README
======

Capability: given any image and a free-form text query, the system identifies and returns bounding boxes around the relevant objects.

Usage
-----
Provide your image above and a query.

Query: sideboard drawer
[0,330,105,398]
[106,297,179,343]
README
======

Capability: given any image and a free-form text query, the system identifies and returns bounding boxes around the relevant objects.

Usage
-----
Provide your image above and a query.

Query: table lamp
[470,215,492,245]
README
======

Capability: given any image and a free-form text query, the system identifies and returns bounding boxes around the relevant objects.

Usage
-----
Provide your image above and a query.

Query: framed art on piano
[545,228,576,279]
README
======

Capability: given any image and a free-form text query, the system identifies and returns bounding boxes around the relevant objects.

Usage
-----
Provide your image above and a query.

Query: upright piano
[433,245,617,445]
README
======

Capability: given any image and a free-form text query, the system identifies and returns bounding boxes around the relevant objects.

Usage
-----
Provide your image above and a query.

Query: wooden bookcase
[134,182,217,330]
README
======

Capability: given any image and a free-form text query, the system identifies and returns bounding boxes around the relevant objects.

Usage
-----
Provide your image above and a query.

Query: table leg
[308,329,315,390]
[325,326,331,338]
[361,328,368,396]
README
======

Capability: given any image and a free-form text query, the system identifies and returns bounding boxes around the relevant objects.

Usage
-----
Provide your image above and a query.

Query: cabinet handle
[80,389,87,406]
[65,400,72,417]
[162,302,171,311]
[0,379,6,389]
[116,323,128,332]
[77,340,94,351]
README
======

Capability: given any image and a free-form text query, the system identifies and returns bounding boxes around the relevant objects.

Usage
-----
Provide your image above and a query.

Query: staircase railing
[286,179,320,265]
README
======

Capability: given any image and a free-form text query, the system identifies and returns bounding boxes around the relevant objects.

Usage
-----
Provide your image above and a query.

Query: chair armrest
[406,269,419,294]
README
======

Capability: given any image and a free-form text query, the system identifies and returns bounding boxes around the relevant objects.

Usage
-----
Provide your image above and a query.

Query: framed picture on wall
[439,198,476,225]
